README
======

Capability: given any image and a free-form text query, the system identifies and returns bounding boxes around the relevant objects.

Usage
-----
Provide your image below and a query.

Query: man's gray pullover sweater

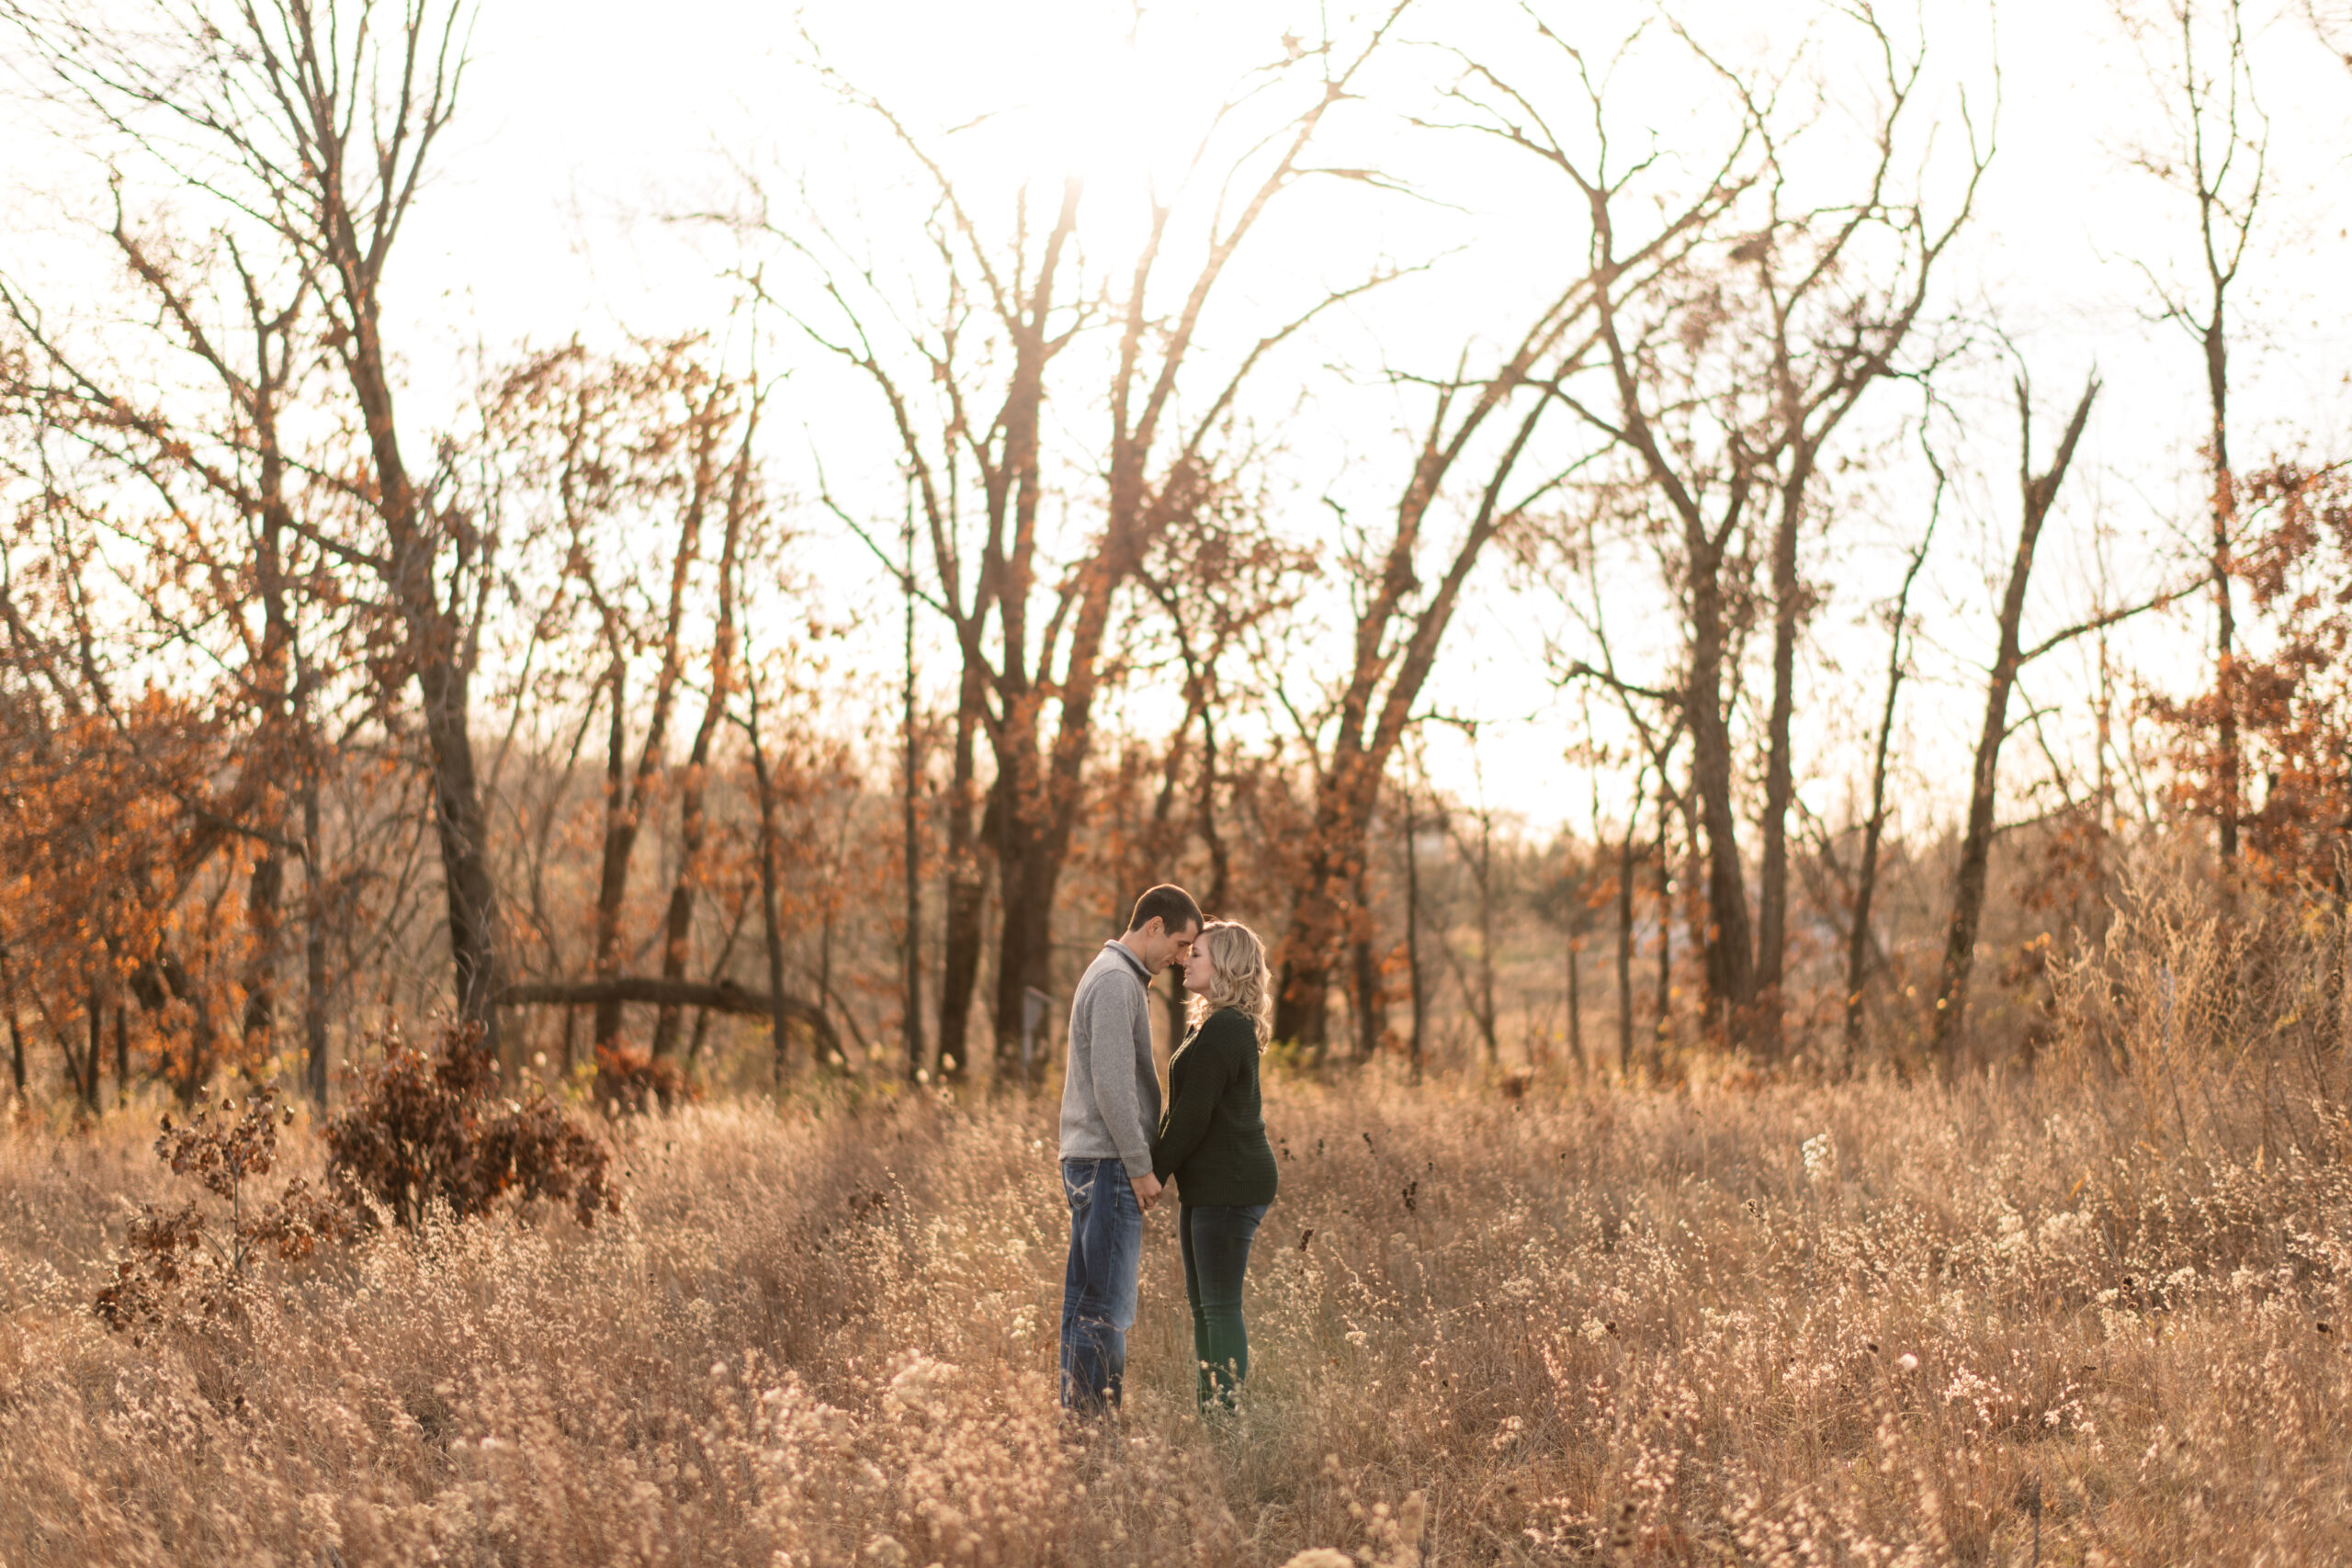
[1057,942,1160,1180]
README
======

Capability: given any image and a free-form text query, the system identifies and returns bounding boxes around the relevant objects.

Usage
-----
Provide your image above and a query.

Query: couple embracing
[1057,885,1279,1417]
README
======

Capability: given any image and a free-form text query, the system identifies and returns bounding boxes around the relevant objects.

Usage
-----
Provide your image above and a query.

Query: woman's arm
[1152,1015,1240,1181]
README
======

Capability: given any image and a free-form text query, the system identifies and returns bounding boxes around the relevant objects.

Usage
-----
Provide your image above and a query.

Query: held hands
[1131,1170,1164,1213]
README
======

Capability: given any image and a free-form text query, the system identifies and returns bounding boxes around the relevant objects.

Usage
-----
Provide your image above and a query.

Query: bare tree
[2120,0,2269,871]
[1612,773,1645,1078]
[1135,494,1315,1048]
[2308,0,2352,68]
[5,0,514,1054]
[1929,372,2099,1066]
[1439,781,1501,1066]
[762,10,1408,1077]
[1482,6,1986,1047]
[1265,348,1563,1052]
[899,493,924,1078]
[481,340,747,1063]
[647,392,760,1062]
[1402,771,1429,1082]
[1264,21,1760,1054]
[1842,478,1939,1065]
[1,930,23,1096]
[1532,822,1603,1075]
[477,341,842,1080]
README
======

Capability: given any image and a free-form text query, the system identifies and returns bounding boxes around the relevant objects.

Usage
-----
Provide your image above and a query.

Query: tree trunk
[54,1011,87,1112]
[1405,784,1426,1083]
[2207,301,2238,867]
[1685,542,1755,1028]
[1004,62,1399,1075]
[127,951,214,1106]
[1846,525,1934,1068]
[1158,966,1187,1063]
[242,845,284,1055]
[414,651,503,1054]
[1844,682,1901,1068]
[935,872,985,1079]
[1272,795,1353,1050]
[3,935,24,1095]
[1272,954,1333,1054]
[19,0,483,1066]
[0,934,21,1100]
[992,795,1060,1085]
[302,776,330,1105]
[1148,694,1198,1060]
[352,328,503,1059]
[589,659,634,1053]
[1274,764,1374,1052]
[1196,702,1232,915]
[901,512,925,1079]
[934,671,986,1082]
[1351,865,1383,1066]
[1755,458,1814,1054]
[1474,812,1498,1065]
[1932,375,2098,1067]
[82,985,101,1113]
[977,177,1073,1083]
[1350,831,1385,1064]
[745,685,797,1079]
[336,239,505,1060]
[651,433,749,1059]
[362,116,497,1065]
[1654,784,1673,1071]
[1566,935,1584,1074]
[1616,808,1637,1079]
[242,390,295,1066]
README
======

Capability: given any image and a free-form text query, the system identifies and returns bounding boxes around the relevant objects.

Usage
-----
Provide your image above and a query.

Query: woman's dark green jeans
[1179,1201,1269,1410]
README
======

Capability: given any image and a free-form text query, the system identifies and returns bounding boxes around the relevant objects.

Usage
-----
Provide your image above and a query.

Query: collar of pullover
[1102,939,1152,984]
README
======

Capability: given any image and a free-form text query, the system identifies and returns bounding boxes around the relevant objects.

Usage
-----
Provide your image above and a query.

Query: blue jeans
[1059,1158,1143,1412]
[1180,1201,1268,1410]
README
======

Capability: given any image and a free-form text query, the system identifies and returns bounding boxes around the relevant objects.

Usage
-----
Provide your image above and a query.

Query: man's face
[1142,919,1200,975]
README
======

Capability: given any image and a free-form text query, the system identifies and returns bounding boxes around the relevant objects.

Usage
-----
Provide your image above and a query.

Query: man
[1057,883,1203,1414]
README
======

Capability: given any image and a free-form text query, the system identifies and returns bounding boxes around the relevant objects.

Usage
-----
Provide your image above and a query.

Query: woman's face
[1181,946,1216,998]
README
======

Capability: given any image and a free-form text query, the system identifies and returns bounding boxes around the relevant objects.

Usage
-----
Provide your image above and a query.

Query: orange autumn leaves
[0,692,274,1100]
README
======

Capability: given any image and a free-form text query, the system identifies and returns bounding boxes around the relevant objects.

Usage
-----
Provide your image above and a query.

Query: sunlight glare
[975,3,1238,210]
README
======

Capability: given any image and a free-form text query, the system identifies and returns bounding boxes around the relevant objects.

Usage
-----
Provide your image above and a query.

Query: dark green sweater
[1152,1007,1278,1208]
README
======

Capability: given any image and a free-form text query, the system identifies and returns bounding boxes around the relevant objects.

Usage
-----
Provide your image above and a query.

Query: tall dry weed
[2052,864,2352,1162]
[3,1045,2349,1563]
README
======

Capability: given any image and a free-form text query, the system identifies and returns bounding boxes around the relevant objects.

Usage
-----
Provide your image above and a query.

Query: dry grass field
[3,1053,2349,1566]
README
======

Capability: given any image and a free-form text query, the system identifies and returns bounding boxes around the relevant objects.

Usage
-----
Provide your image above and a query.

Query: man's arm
[1084,978,1159,1194]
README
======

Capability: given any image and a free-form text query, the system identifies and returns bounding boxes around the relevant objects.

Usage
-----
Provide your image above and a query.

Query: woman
[1151,919,1279,1413]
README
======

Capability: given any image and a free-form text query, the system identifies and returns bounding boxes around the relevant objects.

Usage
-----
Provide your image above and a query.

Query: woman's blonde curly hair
[1185,919,1273,1050]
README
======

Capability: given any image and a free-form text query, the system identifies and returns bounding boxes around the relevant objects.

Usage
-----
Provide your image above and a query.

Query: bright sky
[8,0,2351,840]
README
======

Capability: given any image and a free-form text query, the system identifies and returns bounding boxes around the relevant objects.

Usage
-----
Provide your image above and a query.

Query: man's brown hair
[1127,884,1204,938]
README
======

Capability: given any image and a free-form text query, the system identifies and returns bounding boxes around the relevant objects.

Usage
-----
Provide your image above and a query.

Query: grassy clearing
[2,1063,2348,1564]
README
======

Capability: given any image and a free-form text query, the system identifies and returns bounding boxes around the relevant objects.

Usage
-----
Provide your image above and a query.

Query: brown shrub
[323,1021,616,1230]
[93,1083,347,1334]
[592,1040,700,1113]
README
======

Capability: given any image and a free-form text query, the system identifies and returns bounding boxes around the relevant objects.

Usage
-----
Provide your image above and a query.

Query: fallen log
[499,977,842,1062]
